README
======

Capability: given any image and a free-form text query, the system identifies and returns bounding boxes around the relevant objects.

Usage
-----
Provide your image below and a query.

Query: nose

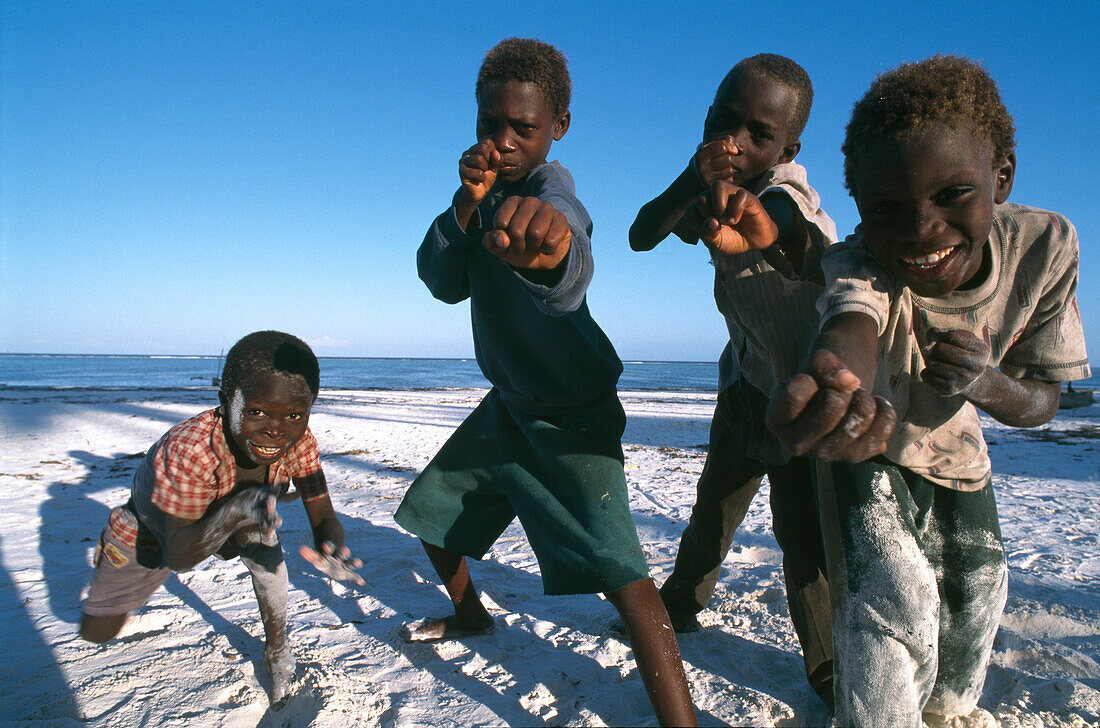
[902,207,945,246]
[492,129,517,153]
[260,418,284,440]
[726,128,748,154]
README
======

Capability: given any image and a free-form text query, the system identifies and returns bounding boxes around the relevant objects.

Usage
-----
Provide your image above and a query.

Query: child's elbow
[1028,388,1062,427]
[628,222,658,252]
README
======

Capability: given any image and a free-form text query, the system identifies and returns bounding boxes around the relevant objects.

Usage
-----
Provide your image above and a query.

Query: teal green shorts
[394,389,650,595]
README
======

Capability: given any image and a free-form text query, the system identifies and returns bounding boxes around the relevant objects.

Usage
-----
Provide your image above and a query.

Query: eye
[247,408,264,417]
[287,413,302,421]
[749,127,774,144]
[934,185,973,205]
[864,200,900,219]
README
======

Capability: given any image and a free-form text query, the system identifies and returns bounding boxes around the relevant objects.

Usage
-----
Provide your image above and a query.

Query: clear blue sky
[3,1,1098,364]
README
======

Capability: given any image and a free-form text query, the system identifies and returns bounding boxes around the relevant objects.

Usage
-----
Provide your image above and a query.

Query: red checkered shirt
[112,408,328,557]
[146,407,325,518]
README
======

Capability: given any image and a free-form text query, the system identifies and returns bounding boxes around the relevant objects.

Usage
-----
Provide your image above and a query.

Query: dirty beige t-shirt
[676,162,838,465]
[818,203,1090,490]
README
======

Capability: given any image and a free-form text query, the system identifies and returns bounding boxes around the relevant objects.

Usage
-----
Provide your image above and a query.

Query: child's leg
[768,456,833,706]
[81,506,172,643]
[395,391,521,642]
[80,612,130,643]
[660,392,765,628]
[816,459,939,728]
[404,539,495,642]
[607,578,697,727]
[923,484,1007,720]
[237,528,293,702]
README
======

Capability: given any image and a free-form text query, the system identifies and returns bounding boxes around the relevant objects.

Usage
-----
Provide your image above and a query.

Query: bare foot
[265,644,296,706]
[402,614,495,643]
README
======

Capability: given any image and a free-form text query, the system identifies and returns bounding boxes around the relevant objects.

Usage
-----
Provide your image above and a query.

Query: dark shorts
[394,389,650,595]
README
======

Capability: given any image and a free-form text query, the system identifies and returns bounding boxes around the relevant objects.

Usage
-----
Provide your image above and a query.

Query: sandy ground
[1,386,1097,727]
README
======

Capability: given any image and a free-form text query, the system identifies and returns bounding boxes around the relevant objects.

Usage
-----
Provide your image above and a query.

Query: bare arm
[921,328,1061,427]
[767,312,897,462]
[630,137,744,251]
[297,473,363,584]
[629,165,703,251]
[163,486,279,571]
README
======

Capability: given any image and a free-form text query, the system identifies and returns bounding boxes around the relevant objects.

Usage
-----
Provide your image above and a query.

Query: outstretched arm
[629,137,742,251]
[767,312,897,462]
[163,486,282,571]
[921,327,1060,426]
[296,471,363,584]
[629,166,704,251]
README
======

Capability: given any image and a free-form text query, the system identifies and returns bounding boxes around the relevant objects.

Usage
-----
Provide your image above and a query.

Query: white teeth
[251,444,281,456]
[902,248,954,267]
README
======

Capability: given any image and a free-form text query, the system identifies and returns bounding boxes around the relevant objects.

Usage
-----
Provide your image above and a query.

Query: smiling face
[222,371,314,468]
[475,79,569,184]
[851,123,1015,297]
[704,72,800,186]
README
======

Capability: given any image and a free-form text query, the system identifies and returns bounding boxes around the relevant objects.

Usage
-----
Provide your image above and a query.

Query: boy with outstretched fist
[396,37,696,726]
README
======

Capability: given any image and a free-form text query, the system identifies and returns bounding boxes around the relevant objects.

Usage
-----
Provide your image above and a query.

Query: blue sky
[3,1,1098,364]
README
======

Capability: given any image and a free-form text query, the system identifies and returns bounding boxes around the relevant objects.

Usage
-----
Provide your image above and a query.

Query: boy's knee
[80,612,127,643]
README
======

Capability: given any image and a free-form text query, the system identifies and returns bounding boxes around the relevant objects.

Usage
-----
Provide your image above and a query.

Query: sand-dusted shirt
[128,408,326,550]
[818,203,1090,490]
[676,162,838,396]
[417,161,621,415]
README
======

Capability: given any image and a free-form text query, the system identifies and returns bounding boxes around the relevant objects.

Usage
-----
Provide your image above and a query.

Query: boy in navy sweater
[395,38,696,726]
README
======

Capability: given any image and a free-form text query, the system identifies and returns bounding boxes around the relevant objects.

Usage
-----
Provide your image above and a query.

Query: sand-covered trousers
[816,458,1007,728]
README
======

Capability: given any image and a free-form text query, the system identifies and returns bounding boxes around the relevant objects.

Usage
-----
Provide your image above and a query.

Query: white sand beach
[1,386,1097,727]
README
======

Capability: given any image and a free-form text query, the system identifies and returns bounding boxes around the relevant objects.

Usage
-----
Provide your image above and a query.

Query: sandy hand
[228,486,283,541]
[683,181,778,255]
[299,541,364,585]
[693,136,741,186]
[921,327,991,396]
[483,195,571,270]
[766,349,897,462]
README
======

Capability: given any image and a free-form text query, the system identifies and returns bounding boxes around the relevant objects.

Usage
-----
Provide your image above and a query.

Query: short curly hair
[476,37,571,116]
[220,331,320,401]
[715,54,814,142]
[843,55,1016,192]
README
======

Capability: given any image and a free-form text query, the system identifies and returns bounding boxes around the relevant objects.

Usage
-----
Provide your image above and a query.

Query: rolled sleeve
[998,217,1091,381]
[817,237,893,336]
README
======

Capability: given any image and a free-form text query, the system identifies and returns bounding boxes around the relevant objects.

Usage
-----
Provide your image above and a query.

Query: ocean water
[0,354,721,392]
[3,354,1095,394]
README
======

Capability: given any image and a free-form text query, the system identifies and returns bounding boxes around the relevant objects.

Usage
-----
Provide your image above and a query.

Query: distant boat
[1059,382,1095,409]
[211,349,223,388]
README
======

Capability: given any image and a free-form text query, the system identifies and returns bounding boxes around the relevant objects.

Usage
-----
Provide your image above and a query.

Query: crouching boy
[81,331,362,705]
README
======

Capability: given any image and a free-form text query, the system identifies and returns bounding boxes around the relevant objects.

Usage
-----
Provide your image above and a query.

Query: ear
[553,110,570,141]
[217,389,228,412]
[778,139,801,165]
[993,152,1015,204]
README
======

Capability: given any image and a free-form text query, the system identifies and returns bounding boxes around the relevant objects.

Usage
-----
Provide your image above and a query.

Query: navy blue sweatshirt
[416,161,622,414]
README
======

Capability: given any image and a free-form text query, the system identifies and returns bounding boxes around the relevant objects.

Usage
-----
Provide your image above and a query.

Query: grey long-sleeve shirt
[417,161,621,415]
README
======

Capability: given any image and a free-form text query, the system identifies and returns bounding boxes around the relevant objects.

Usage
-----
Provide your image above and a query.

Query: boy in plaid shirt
[80,331,361,705]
